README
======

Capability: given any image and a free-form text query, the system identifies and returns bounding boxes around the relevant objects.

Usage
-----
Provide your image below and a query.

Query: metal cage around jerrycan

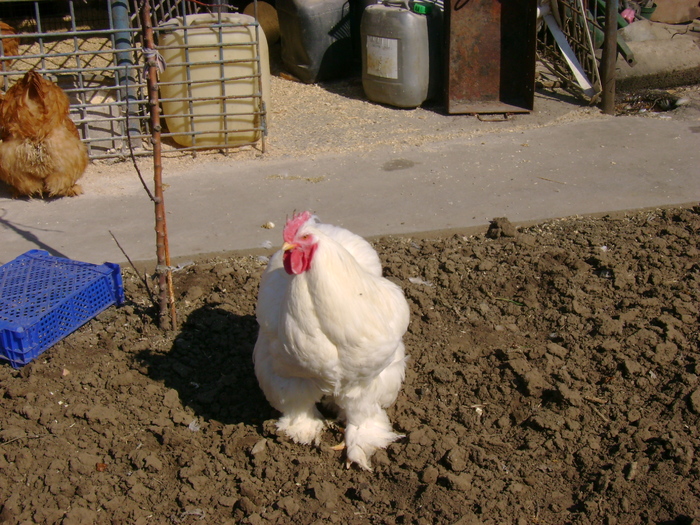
[157,12,270,149]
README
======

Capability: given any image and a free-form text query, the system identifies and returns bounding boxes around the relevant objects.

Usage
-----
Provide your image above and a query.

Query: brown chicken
[0,70,88,198]
[0,21,19,71]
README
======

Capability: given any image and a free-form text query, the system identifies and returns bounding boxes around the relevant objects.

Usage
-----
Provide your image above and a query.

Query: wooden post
[140,0,177,330]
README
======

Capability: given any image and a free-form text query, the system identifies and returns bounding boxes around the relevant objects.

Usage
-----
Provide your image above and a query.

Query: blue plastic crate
[0,250,125,368]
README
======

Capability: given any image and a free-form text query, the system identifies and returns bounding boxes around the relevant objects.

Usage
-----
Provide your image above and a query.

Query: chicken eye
[301,234,310,240]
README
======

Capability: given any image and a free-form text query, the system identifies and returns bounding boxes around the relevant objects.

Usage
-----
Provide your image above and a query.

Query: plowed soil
[1,205,699,525]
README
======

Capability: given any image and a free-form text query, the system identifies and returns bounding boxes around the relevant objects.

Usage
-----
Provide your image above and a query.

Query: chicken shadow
[135,304,275,427]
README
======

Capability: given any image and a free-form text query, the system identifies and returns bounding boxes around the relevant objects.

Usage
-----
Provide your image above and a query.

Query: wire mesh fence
[0,0,267,160]
[536,0,603,102]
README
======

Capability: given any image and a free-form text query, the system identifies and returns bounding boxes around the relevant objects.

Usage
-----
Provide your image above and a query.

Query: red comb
[283,211,313,243]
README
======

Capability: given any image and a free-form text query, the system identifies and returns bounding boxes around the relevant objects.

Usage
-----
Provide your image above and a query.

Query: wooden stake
[140,0,177,330]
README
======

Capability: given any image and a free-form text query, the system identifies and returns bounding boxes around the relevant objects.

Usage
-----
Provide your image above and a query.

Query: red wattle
[283,245,316,275]
[283,249,303,275]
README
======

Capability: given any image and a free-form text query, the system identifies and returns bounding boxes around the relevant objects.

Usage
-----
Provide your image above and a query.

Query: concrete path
[1,113,699,267]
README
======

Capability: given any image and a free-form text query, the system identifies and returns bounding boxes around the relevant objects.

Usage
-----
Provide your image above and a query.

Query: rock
[509,482,525,493]
[528,411,565,432]
[516,233,536,246]
[13,450,34,471]
[16,404,40,421]
[620,19,687,41]
[171,410,191,426]
[616,38,700,91]
[600,338,622,352]
[408,426,436,446]
[0,505,16,523]
[571,299,591,315]
[627,408,642,423]
[357,484,375,504]
[477,259,495,271]
[251,438,267,456]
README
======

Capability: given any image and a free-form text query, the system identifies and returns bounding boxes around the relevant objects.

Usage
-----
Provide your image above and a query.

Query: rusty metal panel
[445,0,538,114]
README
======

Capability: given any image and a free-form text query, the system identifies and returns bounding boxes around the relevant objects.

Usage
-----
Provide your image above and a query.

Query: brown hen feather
[0,70,88,198]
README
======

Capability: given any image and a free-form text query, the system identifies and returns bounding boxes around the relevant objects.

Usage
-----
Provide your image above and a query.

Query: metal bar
[111,0,141,146]
[600,0,617,114]
[33,1,48,72]
[251,0,267,152]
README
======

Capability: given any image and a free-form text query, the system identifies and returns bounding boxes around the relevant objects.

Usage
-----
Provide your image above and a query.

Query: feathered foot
[276,411,324,446]
[46,182,83,198]
[57,183,83,197]
[344,417,404,471]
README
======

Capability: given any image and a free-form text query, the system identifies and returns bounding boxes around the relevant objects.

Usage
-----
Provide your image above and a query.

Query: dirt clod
[486,217,518,238]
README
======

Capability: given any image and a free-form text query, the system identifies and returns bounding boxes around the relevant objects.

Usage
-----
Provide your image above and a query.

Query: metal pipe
[600,0,618,114]
[111,0,141,145]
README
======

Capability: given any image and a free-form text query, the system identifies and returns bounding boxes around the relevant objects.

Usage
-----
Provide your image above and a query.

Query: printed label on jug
[366,35,398,79]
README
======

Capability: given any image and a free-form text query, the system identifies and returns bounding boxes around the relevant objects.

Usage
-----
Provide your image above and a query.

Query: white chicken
[253,211,410,470]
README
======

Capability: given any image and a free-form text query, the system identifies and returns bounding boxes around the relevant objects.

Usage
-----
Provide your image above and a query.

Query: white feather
[253,215,410,470]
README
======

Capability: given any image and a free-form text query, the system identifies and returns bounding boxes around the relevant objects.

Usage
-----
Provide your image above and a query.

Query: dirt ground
[2,28,700,523]
[0,203,699,524]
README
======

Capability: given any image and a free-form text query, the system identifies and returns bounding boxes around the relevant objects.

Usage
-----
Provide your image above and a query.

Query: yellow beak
[282,242,296,251]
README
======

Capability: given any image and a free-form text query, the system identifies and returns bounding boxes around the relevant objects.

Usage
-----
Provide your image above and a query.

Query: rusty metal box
[445,0,538,114]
